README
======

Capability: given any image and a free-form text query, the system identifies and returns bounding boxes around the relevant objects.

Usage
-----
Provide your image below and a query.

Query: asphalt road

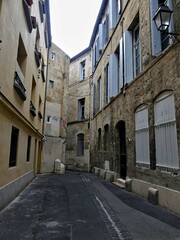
[0,171,180,240]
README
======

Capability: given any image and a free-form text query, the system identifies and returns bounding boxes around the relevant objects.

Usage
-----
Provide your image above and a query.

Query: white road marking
[95,196,124,240]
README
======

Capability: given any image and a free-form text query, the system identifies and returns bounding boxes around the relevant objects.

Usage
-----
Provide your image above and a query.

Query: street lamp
[153,4,180,39]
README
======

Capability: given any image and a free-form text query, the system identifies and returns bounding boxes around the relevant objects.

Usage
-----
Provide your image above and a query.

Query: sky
[49,0,102,58]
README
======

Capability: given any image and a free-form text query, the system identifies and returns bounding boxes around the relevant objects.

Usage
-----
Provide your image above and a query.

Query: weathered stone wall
[90,0,180,190]
[42,43,70,172]
[66,50,92,171]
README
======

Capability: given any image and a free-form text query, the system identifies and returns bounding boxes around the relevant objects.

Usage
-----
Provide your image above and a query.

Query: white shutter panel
[109,54,118,98]
[154,93,179,168]
[109,0,117,29]
[149,0,161,56]
[124,31,133,84]
[119,37,123,90]
[135,106,150,164]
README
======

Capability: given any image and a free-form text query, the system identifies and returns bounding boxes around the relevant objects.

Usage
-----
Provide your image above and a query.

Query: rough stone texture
[65,50,92,172]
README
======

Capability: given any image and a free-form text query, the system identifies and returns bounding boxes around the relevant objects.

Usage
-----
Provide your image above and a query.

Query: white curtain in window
[154,92,179,169]
[135,106,150,164]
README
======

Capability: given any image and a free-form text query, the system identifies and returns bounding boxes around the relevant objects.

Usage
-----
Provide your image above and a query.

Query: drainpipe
[121,18,125,88]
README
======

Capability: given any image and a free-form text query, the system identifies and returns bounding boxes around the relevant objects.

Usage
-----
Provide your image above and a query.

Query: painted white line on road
[95,196,124,240]
[82,176,90,182]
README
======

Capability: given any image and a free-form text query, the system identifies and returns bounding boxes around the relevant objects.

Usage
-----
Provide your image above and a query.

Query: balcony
[34,45,41,67]
[22,0,33,33]
[31,16,37,29]
[25,0,33,6]
[38,111,43,119]
[14,66,26,101]
[30,101,36,117]
[41,62,46,82]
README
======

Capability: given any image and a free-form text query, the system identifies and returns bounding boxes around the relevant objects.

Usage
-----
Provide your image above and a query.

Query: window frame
[9,126,19,168]
[77,133,84,156]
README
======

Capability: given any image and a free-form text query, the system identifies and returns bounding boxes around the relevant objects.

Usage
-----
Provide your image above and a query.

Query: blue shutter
[109,54,118,97]
[109,0,117,29]
[149,0,161,56]
[119,37,123,90]
[95,38,100,61]
[99,24,104,51]
[92,46,96,70]
[124,31,133,84]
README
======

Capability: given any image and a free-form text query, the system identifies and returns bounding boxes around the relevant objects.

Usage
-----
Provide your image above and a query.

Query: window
[104,124,109,151]
[30,77,36,117]
[9,126,19,167]
[97,77,102,111]
[51,52,56,60]
[26,135,31,162]
[150,0,173,56]
[124,17,140,83]
[98,128,102,150]
[104,64,109,104]
[133,24,141,76]
[47,115,51,123]
[135,106,150,164]
[49,80,54,89]
[93,84,96,116]
[154,92,179,169]
[38,96,43,119]
[77,134,84,156]
[17,34,27,77]
[78,98,85,120]
[80,60,86,80]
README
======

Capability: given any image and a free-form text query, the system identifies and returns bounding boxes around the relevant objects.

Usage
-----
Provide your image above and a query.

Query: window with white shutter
[154,92,179,169]
[135,105,150,164]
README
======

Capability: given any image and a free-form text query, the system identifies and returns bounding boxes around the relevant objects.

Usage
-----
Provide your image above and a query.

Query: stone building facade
[41,43,70,172]
[66,48,92,172]
[0,0,51,210]
[88,0,180,213]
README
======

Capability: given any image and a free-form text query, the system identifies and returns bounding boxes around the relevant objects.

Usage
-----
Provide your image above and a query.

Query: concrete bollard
[148,187,158,205]
[125,178,132,192]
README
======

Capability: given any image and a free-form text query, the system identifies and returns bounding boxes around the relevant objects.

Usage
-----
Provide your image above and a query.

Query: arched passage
[116,121,127,179]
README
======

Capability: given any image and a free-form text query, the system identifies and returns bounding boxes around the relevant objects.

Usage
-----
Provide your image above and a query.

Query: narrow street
[0,172,180,240]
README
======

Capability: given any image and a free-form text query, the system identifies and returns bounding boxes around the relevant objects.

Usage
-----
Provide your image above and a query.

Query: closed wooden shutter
[135,106,150,164]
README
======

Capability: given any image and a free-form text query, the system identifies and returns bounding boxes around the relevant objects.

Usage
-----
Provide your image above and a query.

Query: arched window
[77,134,84,156]
[104,124,109,151]
[98,128,102,150]
[135,105,150,164]
[154,92,179,169]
